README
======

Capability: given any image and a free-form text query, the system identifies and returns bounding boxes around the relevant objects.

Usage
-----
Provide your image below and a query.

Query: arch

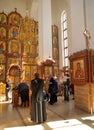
[61,10,69,70]
[7,64,22,86]
[8,64,21,76]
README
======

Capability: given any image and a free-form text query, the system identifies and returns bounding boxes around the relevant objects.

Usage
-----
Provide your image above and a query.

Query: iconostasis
[0,8,38,87]
[0,9,59,88]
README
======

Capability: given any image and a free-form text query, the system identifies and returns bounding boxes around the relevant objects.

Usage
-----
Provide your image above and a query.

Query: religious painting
[0,82,6,101]
[31,66,38,79]
[0,13,7,25]
[0,27,6,39]
[24,44,38,57]
[69,49,88,85]
[73,59,85,79]
[22,65,31,80]
[8,65,21,85]
[30,58,37,64]
[22,57,37,64]
[53,59,58,66]
[7,58,20,66]
[53,48,58,59]
[30,44,38,57]
[0,65,5,81]
[8,40,21,54]
[52,24,59,71]
[9,66,20,76]
[52,25,58,36]
[8,12,21,26]
[8,26,19,39]
[91,51,94,82]
[52,36,58,47]
[0,54,6,63]
[0,41,6,53]
[44,66,52,77]
[54,66,59,77]
[24,43,30,56]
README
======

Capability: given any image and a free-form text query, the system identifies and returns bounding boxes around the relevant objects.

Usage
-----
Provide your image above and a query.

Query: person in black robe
[48,77,57,105]
[30,73,47,123]
[6,82,10,101]
[17,82,29,107]
[63,75,70,101]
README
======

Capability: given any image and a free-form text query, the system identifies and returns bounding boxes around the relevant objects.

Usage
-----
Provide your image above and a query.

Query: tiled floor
[0,96,94,130]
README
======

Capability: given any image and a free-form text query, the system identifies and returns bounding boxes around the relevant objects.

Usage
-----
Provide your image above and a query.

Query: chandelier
[18,9,35,45]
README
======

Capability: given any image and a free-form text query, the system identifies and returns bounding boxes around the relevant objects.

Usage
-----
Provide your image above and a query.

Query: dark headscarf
[50,77,54,84]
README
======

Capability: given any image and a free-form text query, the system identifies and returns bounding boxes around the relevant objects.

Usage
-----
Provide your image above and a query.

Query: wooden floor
[0,96,94,130]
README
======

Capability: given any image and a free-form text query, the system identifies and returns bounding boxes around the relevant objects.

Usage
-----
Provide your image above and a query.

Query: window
[61,11,69,69]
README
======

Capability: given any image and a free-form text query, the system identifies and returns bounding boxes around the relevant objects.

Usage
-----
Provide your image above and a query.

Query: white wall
[68,0,94,51]
[0,0,27,17]
[51,0,94,69]
[70,0,86,52]
[86,0,94,49]
[0,0,37,19]
[51,0,70,68]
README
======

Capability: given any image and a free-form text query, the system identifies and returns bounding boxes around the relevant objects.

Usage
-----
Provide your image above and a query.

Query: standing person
[63,74,70,101]
[48,77,57,105]
[6,82,10,101]
[30,73,47,124]
[53,77,59,102]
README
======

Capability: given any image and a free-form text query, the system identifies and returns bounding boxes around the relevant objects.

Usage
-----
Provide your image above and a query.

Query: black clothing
[48,77,57,105]
[6,82,10,101]
[43,90,49,101]
[66,78,70,90]
[17,82,29,107]
[63,78,70,101]
[31,77,47,123]
[17,82,28,93]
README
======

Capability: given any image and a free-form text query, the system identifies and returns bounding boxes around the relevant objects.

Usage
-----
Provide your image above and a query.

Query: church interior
[0,0,94,129]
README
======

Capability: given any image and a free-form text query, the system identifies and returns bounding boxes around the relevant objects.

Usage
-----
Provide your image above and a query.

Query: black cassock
[31,78,47,123]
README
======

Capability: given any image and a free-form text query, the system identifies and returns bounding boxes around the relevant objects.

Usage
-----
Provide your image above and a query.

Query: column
[38,0,52,61]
